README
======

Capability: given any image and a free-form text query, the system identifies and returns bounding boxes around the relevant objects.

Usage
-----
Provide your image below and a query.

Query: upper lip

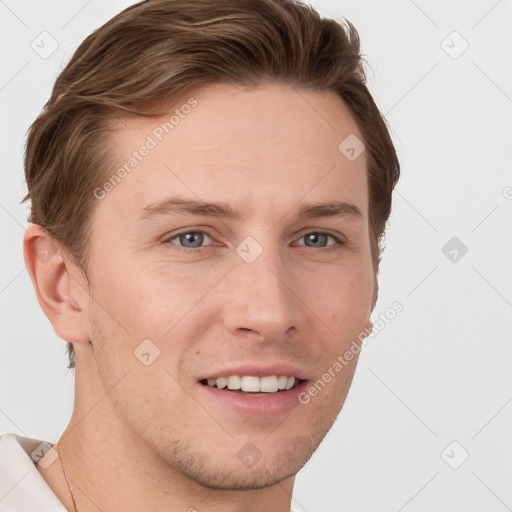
[200,363,309,381]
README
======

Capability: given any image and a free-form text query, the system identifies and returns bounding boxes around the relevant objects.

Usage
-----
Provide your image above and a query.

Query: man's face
[81,83,374,489]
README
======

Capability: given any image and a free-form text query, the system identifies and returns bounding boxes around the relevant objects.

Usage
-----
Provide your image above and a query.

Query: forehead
[99,82,368,222]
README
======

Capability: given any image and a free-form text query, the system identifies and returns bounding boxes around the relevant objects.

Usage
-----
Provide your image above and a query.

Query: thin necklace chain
[56,442,78,512]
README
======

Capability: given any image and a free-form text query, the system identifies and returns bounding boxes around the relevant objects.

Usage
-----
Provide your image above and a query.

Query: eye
[295,231,343,249]
[165,230,213,250]
[162,229,344,253]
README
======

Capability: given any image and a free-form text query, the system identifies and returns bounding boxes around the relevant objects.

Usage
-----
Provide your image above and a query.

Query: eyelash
[162,229,345,253]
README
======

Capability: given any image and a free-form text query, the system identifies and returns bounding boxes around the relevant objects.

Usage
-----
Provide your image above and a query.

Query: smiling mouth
[199,375,304,394]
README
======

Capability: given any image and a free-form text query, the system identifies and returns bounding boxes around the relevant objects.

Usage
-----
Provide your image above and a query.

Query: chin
[159,431,326,491]
[193,466,296,491]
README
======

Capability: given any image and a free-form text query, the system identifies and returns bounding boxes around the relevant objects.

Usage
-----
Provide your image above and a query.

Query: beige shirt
[0,433,66,511]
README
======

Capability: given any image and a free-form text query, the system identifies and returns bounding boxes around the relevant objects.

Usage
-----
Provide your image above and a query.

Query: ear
[371,273,378,311]
[23,223,90,344]
[363,274,378,336]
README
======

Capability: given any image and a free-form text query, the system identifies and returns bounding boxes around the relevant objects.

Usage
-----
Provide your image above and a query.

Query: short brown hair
[23,0,400,368]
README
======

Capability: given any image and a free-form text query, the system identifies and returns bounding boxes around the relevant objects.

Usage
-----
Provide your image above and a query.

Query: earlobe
[23,223,90,344]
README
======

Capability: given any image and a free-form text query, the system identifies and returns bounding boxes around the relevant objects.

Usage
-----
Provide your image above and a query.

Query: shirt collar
[0,433,66,512]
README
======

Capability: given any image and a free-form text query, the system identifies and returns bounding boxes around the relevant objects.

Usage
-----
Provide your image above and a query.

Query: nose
[220,240,306,342]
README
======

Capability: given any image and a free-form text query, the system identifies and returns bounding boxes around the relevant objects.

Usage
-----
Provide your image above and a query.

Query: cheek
[301,262,374,335]
[89,301,188,418]
[87,262,221,384]
[88,259,184,335]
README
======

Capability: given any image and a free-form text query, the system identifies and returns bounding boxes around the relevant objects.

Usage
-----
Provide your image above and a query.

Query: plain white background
[1,1,511,511]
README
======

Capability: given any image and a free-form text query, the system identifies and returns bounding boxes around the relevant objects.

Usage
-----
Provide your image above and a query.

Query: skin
[25,82,375,512]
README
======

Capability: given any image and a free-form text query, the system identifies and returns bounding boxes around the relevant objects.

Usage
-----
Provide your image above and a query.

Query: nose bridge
[222,235,302,338]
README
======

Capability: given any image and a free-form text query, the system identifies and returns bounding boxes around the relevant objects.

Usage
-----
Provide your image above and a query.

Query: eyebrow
[138,195,364,222]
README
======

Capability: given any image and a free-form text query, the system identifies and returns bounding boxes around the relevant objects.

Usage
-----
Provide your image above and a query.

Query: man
[0,0,399,510]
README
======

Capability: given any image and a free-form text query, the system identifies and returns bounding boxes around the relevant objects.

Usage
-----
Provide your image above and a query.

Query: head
[23,0,399,491]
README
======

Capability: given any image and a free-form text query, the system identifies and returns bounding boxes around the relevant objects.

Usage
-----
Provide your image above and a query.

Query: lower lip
[197,381,308,417]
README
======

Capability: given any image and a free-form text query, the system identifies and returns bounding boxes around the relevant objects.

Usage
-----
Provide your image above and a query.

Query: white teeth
[260,376,278,392]
[207,375,298,392]
[241,376,260,392]
[277,375,288,390]
[226,375,241,390]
